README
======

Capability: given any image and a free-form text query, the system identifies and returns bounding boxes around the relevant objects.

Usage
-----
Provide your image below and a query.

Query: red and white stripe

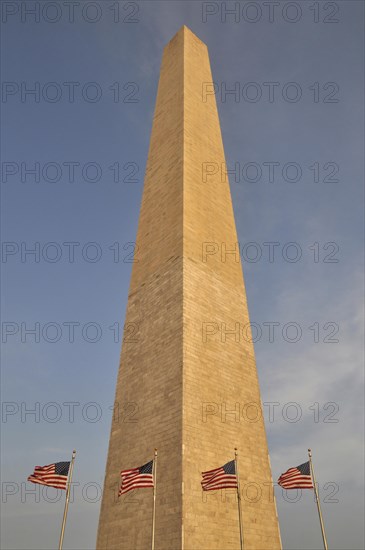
[119,468,154,495]
[201,467,237,491]
[27,464,68,490]
[278,467,313,489]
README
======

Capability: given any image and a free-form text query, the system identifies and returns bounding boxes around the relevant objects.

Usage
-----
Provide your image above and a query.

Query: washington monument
[97,26,281,550]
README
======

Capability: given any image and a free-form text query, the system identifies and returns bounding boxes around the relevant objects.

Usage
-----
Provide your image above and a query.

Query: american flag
[27,462,70,490]
[201,460,238,491]
[119,460,154,495]
[277,461,314,489]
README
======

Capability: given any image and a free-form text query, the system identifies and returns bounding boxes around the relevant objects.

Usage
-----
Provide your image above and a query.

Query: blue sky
[1,1,364,549]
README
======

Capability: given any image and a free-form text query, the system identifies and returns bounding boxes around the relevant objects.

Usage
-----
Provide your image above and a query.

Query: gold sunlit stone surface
[97,26,281,550]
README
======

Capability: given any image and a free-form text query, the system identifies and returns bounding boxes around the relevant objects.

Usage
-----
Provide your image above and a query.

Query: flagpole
[234,448,244,550]
[151,449,158,550]
[308,449,328,550]
[58,450,76,550]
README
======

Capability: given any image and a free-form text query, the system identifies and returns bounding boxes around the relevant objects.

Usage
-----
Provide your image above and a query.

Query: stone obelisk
[97,26,281,550]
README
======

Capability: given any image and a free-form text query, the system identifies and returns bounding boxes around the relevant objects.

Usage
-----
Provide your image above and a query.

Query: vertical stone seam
[181,26,186,550]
